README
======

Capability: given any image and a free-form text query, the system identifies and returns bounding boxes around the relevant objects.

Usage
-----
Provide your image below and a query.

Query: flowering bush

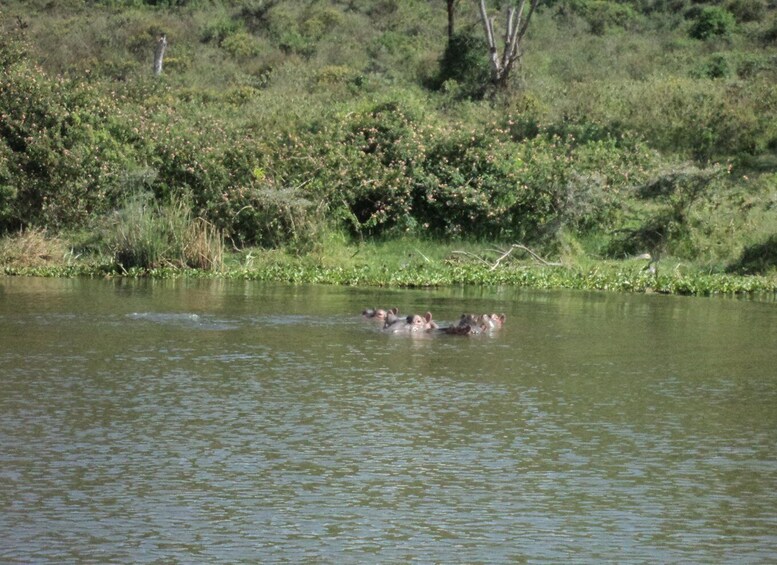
[0,58,134,231]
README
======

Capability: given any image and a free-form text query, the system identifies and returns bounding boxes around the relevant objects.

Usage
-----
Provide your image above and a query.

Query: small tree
[437,31,491,98]
[476,0,540,89]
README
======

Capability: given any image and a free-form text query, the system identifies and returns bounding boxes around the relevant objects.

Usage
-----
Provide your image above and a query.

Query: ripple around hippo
[362,308,506,336]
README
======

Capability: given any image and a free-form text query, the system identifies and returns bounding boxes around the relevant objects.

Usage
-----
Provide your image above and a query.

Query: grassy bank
[3,232,776,297]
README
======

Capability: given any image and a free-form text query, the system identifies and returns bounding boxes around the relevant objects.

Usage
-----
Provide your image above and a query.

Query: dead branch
[413,247,432,264]
[490,244,563,269]
[450,250,492,267]
[451,244,563,269]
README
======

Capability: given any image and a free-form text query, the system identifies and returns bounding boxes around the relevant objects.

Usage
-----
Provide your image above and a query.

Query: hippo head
[489,313,506,328]
[364,307,399,320]
[407,314,426,331]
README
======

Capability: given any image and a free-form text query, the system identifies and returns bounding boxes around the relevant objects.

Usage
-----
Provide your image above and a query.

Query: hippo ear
[391,307,399,315]
[424,311,433,323]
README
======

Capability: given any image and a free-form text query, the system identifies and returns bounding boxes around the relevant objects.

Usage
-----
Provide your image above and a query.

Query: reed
[0,228,68,268]
[106,196,224,271]
[183,217,224,271]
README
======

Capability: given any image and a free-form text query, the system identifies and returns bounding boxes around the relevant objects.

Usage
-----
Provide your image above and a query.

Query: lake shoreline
[4,261,776,298]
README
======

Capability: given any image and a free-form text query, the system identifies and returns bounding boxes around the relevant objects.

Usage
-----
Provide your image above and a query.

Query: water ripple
[1,282,776,563]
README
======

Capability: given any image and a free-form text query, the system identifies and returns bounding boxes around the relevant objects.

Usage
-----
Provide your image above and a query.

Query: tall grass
[0,228,69,268]
[183,217,224,271]
[106,196,223,271]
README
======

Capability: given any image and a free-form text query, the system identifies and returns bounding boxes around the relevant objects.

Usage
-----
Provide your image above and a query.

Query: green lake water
[1,277,775,563]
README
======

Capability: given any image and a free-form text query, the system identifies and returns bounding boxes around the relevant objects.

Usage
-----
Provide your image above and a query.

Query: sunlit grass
[8,232,775,297]
[0,228,71,268]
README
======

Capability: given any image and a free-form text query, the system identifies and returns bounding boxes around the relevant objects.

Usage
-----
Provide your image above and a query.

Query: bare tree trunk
[476,0,539,89]
[153,34,167,76]
[447,0,457,41]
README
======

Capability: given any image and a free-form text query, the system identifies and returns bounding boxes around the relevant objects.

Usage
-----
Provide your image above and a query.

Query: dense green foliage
[688,6,737,40]
[1,0,776,280]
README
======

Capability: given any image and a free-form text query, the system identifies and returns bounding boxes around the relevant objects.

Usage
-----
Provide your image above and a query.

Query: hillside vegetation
[1,0,776,278]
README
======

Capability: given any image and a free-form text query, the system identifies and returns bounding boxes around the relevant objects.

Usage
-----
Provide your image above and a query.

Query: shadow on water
[1,277,776,563]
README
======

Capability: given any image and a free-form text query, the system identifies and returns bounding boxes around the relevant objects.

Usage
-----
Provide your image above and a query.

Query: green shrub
[94,1,201,5]
[338,102,421,235]
[607,164,727,259]
[726,0,765,23]
[0,138,16,228]
[263,100,661,244]
[735,54,769,78]
[692,53,732,79]
[762,21,777,45]
[0,57,134,232]
[239,0,277,32]
[299,6,344,39]
[414,130,521,238]
[0,13,28,67]
[689,7,736,40]
[315,65,362,85]
[201,14,241,45]
[263,5,317,57]
[221,31,261,58]
[586,0,640,34]
[435,31,491,99]
[572,76,776,160]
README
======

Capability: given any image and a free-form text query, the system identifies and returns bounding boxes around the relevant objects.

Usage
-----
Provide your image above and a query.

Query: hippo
[383,311,437,333]
[361,308,503,336]
[442,323,483,335]
[362,307,398,321]
[441,314,488,335]
[488,313,507,329]
[440,313,505,335]
[467,313,506,330]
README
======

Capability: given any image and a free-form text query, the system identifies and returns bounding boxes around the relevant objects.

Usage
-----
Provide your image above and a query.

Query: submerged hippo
[441,313,507,335]
[383,311,437,333]
[361,308,504,336]
[362,307,398,321]
[488,313,507,329]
